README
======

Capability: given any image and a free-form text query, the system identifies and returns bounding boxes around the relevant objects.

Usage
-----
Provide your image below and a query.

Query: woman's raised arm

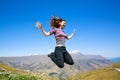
[36,21,50,36]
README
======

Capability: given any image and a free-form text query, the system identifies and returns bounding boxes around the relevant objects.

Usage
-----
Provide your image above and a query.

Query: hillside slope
[0,63,44,80]
[67,62,120,80]
[0,64,57,80]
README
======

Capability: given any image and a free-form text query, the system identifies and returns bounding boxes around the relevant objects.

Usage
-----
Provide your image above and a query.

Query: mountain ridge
[0,52,112,76]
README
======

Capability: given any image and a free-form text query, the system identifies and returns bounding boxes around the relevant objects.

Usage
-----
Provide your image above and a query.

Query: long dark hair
[50,16,66,28]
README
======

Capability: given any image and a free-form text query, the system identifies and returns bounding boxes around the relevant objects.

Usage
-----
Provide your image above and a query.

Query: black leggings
[50,46,74,68]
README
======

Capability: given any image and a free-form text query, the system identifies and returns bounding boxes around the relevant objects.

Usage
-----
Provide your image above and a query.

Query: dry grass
[67,62,120,80]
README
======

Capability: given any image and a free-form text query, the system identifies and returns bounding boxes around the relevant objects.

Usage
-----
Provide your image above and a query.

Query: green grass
[0,64,43,80]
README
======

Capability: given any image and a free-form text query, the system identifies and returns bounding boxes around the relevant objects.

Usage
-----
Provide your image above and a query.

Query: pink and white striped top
[50,28,68,45]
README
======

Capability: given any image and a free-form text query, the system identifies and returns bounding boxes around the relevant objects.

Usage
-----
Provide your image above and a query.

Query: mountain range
[110,57,120,62]
[0,52,112,77]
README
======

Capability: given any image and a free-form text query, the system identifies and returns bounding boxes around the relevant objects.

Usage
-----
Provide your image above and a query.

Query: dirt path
[115,68,120,72]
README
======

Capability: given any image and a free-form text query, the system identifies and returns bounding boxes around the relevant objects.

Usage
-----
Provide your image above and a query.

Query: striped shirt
[50,28,68,45]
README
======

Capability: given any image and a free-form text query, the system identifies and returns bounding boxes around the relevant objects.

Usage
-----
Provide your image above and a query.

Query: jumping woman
[36,16,76,68]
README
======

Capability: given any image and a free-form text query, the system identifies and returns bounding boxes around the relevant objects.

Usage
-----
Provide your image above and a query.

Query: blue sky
[0,0,120,58]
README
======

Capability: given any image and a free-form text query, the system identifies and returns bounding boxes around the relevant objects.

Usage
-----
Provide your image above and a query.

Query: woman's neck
[59,26,63,30]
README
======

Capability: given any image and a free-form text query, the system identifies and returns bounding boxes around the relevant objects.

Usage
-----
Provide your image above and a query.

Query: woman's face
[60,21,66,29]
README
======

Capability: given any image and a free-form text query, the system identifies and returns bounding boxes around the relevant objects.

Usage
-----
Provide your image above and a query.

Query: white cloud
[69,50,80,54]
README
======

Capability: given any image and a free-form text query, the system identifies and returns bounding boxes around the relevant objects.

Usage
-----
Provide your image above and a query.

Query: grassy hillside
[0,64,57,80]
[67,62,120,80]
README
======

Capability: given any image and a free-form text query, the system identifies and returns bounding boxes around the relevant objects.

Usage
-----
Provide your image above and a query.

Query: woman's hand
[73,29,76,35]
[36,21,42,29]
[67,29,76,40]
[35,21,50,36]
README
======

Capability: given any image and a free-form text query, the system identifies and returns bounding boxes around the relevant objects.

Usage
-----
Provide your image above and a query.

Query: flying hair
[50,16,66,28]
